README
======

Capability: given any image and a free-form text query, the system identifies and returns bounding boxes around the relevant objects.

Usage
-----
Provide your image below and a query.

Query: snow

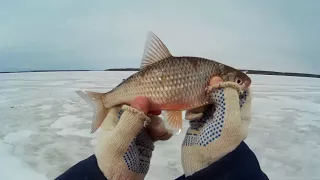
[1,71,320,180]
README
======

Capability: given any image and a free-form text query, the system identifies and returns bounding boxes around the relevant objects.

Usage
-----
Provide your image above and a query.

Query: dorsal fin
[140,31,173,69]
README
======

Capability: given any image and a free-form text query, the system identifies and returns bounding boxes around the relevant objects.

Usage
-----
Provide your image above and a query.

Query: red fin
[163,110,183,134]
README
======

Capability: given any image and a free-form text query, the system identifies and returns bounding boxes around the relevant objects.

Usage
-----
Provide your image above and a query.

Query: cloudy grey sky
[0,0,319,73]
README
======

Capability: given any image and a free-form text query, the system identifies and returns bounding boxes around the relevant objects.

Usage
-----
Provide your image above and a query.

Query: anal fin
[163,110,183,135]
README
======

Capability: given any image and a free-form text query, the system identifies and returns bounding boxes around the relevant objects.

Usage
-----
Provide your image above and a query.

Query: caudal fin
[76,90,108,133]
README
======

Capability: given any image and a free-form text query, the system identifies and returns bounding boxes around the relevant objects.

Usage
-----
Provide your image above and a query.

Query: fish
[76,31,252,134]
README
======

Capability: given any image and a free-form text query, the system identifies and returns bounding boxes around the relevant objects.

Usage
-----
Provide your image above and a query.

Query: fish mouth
[244,80,252,89]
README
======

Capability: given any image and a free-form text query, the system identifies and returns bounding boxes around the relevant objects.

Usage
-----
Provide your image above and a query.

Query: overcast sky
[0,0,319,73]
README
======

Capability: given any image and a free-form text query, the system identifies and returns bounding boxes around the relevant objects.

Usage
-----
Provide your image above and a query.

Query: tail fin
[76,90,108,133]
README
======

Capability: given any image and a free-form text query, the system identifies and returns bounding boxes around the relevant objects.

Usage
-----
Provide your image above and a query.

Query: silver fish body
[76,31,251,133]
[103,56,235,111]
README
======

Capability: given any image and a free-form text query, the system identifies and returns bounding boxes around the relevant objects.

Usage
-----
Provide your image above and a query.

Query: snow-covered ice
[1,71,320,180]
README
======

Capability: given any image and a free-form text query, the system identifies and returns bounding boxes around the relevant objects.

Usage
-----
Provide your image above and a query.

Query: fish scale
[104,57,215,110]
[76,31,252,134]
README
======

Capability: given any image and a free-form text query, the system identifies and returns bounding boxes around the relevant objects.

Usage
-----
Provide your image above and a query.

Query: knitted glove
[95,103,171,180]
[181,82,252,177]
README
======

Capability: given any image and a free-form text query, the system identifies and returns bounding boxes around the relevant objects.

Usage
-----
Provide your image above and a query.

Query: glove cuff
[210,82,243,94]
[121,105,151,123]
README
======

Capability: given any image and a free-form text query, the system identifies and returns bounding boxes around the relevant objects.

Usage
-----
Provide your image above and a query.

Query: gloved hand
[95,96,172,180]
[181,80,252,177]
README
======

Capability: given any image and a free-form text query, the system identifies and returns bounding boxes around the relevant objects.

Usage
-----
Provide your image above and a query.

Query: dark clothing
[55,141,269,180]
[175,142,269,180]
[55,154,106,180]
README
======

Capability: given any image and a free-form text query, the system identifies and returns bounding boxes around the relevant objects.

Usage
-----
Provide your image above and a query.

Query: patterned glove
[95,104,171,180]
[181,82,252,177]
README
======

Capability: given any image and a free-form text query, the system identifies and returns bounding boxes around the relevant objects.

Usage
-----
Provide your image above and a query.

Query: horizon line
[1,69,320,78]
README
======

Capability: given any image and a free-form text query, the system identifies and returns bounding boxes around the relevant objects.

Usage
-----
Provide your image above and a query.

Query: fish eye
[235,77,243,85]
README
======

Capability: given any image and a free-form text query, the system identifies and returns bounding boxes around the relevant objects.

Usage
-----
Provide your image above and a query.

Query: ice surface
[0,140,47,180]
[1,71,320,180]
